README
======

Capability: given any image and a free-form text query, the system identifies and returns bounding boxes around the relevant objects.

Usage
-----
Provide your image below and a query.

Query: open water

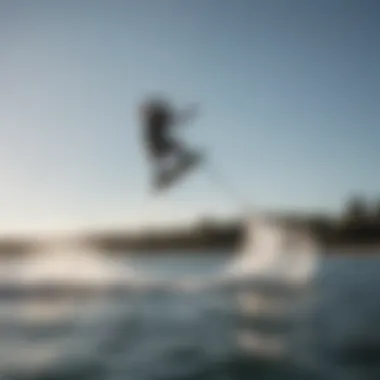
[0,249,379,380]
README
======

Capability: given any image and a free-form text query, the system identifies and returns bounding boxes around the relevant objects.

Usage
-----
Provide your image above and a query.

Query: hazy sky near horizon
[0,0,379,233]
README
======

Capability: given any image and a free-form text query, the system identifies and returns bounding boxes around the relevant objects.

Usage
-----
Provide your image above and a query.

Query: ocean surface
[0,249,380,380]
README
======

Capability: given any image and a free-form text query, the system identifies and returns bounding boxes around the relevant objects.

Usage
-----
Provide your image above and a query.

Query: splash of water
[6,241,137,287]
[226,215,320,284]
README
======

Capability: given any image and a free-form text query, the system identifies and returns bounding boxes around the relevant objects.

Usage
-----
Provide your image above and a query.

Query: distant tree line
[0,239,36,256]
[311,195,380,247]
[2,196,380,255]
[342,195,380,223]
[84,219,244,254]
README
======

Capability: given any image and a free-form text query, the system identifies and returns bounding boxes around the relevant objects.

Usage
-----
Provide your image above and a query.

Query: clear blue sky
[0,0,379,233]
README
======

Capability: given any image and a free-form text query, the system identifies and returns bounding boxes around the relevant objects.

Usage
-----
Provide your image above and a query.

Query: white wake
[225,215,320,285]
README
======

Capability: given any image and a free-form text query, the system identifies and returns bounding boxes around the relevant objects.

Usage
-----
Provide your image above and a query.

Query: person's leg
[150,135,199,190]
[150,137,181,189]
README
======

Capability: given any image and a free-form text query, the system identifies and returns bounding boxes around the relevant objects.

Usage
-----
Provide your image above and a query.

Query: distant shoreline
[2,214,380,255]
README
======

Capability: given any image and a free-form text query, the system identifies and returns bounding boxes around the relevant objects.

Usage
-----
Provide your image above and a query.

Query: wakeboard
[155,151,204,192]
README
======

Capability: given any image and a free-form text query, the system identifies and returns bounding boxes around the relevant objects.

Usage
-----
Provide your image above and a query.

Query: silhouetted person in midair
[140,96,199,190]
